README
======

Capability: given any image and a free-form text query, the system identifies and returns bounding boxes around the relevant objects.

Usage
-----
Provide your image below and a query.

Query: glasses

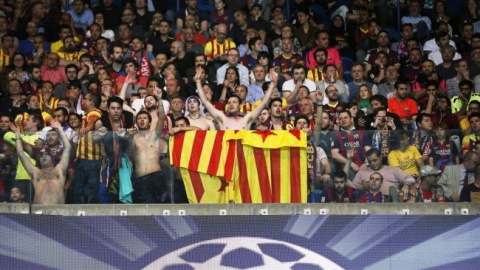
[14,58,23,61]
[101,84,113,87]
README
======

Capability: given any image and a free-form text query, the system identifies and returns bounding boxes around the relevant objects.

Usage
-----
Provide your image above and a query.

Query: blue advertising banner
[0,214,479,269]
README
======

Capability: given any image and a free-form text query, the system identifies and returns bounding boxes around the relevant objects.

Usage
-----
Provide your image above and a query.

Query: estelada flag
[170,130,307,203]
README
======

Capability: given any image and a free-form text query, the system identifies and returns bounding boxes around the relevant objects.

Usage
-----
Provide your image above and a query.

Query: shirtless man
[185,96,215,130]
[12,120,71,204]
[195,68,277,130]
[130,99,168,203]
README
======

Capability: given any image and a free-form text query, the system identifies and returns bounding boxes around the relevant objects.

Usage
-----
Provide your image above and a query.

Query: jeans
[70,159,102,204]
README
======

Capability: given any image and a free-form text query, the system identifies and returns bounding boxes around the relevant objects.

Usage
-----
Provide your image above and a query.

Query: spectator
[460,164,480,202]
[439,151,479,201]
[429,123,460,172]
[387,80,418,129]
[357,172,389,203]
[388,130,424,178]
[402,165,445,202]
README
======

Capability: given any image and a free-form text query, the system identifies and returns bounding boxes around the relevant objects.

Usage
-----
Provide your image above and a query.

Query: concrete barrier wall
[0,203,479,216]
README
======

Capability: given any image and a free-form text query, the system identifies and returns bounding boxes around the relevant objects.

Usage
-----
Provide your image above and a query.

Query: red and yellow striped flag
[170,130,307,203]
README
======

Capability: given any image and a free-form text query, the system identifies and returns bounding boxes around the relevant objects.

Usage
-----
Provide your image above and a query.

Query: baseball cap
[420,165,442,177]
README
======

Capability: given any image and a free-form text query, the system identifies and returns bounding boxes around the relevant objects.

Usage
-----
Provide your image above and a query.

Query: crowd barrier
[0,128,472,204]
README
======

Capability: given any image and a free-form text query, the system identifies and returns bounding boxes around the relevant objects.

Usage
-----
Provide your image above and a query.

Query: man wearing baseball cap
[401,165,446,203]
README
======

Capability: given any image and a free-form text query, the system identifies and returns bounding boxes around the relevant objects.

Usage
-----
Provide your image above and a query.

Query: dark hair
[268,97,283,109]
[136,111,152,122]
[29,113,44,131]
[468,112,480,122]
[67,79,82,89]
[53,107,68,116]
[415,113,432,126]
[107,96,124,108]
[394,79,409,90]
[248,37,261,49]
[366,148,381,158]
[122,57,139,70]
[65,63,79,73]
[87,93,101,108]
[332,170,347,181]
[174,116,190,126]
[224,66,240,85]
[294,115,310,127]
[459,79,474,90]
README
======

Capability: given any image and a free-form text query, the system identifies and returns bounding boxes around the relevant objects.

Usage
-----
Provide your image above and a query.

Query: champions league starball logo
[143,237,344,270]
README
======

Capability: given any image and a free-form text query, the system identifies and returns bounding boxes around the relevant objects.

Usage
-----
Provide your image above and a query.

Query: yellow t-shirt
[3,131,39,180]
[460,118,470,132]
[50,37,82,53]
[388,146,422,177]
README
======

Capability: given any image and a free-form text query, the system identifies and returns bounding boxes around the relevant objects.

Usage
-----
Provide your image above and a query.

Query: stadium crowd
[0,0,480,204]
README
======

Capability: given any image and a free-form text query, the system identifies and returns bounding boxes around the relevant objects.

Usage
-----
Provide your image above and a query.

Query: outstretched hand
[9,122,19,132]
[49,119,62,130]
[269,68,278,84]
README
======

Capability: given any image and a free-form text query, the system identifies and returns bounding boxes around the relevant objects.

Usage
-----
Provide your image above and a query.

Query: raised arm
[118,73,137,115]
[10,123,40,178]
[50,120,71,172]
[194,67,225,123]
[246,68,278,123]
[154,86,165,133]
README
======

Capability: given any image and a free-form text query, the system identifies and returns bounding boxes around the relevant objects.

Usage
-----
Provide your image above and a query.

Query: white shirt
[423,38,456,53]
[216,63,250,86]
[428,50,461,66]
[282,78,317,92]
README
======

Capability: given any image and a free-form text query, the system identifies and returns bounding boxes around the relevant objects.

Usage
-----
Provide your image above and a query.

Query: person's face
[463,25,474,39]
[96,39,108,51]
[26,21,38,36]
[315,51,327,66]
[456,60,468,73]
[227,50,240,65]
[421,61,434,76]
[258,57,268,66]
[333,177,346,193]
[296,87,308,99]
[435,127,446,139]
[132,38,143,52]
[124,62,136,73]
[401,25,413,39]
[233,12,246,26]
[258,109,269,123]
[326,86,338,100]
[359,9,369,23]
[41,83,53,98]
[187,98,199,112]
[46,130,59,147]
[333,16,343,27]
[184,27,195,41]
[28,95,40,109]
[293,68,305,82]
[122,10,135,23]
[338,112,353,129]
[146,80,159,94]
[407,40,419,50]
[186,0,197,8]
[396,84,408,99]
[33,36,44,50]
[52,110,66,125]
[295,118,309,130]
[227,97,240,113]
[235,86,247,101]
[202,85,213,100]
[359,86,370,99]
[166,79,179,96]
[419,116,433,131]
[107,101,122,120]
[367,153,383,171]
[253,66,266,81]
[98,69,110,81]
[144,95,158,109]
[32,3,45,18]
[10,187,24,202]
[170,42,180,56]
[297,12,308,24]
[470,116,480,132]
[460,84,472,97]
[159,21,170,35]
[175,119,188,128]
[112,47,124,62]
[349,105,358,117]
[385,66,398,80]
[94,13,104,25]
[138,88,147,98]
[226,68,237,82]
[325,66,336,77]
[409,1,420,15]
[73,0,84,13]
[90,25,102,39]
[317,33,329,48]
[409,50,421,64]
[99,95,108,110]
[68,115,81,128]
[64,37,76,52]
[318,112,329,130]
[253,40,263,52]
[155,54,167,68]
[299,99,313,116]
[24,115,36,130]
[215,24,227,43]
[369,173,382,190]
[437,35,450,48]
[214,0,225,10]
[66,67,77,81]
[118,25,131,40]
[281,26,292,38]
[368,22,380,37]
[195,55,206,67]
[0,116,10,131]
[441,49,454,61]
[170,98,183,112]
[47,53,60,69]
[136,113,151,130]
[274,14,285,27]
[469,102,480,117]
[269,101,282,118]
[375,110,387,126]
[376,54,388,65]
[464,153,479,171]
[351,65,364,80]
[135,0,146,8]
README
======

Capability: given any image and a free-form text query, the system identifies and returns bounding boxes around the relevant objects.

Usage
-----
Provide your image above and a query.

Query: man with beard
[169,41,196,81]
[24,64,42,95]
[54,64,86,99]
[412,59,445,102]
[58,36,86,66]
[110,24,133,55]
[401,48,423,84]
[423,83,460,130]
[228,10,249,46]
[107,45,124,81]
[323,85,345,124]
[95,96,134,203]
[392,23,414,61]
[307,48,327,83]
[387,80,418,129]
[184,96,215,130]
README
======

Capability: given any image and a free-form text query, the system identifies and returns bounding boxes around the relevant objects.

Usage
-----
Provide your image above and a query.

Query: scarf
[131,50,152,77]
